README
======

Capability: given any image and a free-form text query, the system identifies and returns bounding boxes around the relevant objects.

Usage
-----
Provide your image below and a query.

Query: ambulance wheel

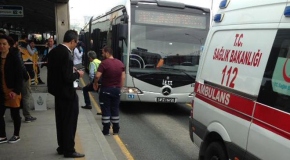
[204,142,227,160]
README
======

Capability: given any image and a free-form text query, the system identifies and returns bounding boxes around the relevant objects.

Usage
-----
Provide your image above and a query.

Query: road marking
[113,135,135,160]
[75,132,85,160]
[186,103,192,108]
[80,78,134,160]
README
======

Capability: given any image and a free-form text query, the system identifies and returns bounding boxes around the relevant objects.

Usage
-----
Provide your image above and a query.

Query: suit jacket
[47,44,79,100]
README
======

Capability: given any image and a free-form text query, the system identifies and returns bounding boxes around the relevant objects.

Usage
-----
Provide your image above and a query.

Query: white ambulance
[189,0,290,160]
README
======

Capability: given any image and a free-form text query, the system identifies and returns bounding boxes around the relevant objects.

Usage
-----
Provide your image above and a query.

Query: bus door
[112,24,128,63]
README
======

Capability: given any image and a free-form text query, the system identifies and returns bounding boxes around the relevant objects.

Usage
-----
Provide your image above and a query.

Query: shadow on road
[119,102,190,116]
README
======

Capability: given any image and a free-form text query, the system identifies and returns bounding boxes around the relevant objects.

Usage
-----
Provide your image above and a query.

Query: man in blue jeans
[93,46,125,135]
[81,51,101,110]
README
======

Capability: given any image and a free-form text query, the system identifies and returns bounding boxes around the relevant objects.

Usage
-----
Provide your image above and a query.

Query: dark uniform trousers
[55,93,79,154]
[99,87,121,134]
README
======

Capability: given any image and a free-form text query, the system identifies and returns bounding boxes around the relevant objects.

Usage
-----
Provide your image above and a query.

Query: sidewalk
[0,67,117,160]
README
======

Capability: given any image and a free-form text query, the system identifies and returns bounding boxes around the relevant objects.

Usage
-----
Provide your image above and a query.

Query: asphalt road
[117,102,199,160]
[81,74,199,160]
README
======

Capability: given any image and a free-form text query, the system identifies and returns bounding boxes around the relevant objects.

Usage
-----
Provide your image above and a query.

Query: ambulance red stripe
[195,82,290,140]
[253,103,290,139]
[194,82,254,116]
[196,94,252,121]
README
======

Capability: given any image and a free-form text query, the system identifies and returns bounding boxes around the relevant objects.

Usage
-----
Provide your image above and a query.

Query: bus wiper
[159,67,195,80]
[137,47,148,52]
[135,73,155,77]
[135,70,167,78]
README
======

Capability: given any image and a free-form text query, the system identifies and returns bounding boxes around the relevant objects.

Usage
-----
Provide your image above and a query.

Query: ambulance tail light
[190,99,194,119]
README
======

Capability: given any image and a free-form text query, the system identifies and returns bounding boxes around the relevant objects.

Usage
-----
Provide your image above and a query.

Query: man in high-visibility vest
[81,51,101,109]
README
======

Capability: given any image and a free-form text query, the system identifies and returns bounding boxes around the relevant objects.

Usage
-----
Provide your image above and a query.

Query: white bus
[81,0,210,103]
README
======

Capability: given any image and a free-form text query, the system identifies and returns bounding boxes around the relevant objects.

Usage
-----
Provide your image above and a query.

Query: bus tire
[204,142,227,160]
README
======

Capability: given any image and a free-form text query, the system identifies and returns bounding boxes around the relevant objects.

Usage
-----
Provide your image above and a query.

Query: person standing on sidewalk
[93,46,125,135]
[20,53,37,123]
[0,35,23,144]
[81,50,101,109]
[27,40,45,85]
[73,42,83,65]
[10,34,37,123]
[41,38,56,68]
[47,30,85,158]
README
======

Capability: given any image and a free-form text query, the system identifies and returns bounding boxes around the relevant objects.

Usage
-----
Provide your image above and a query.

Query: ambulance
[189,0,290,159]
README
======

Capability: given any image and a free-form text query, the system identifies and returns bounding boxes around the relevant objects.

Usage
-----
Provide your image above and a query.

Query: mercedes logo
[162,87,171,96]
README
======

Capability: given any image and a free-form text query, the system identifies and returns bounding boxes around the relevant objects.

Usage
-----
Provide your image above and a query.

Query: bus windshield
[130,6,210,75]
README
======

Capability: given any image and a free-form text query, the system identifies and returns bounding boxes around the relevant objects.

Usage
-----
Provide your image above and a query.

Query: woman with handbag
[0,35,23,144]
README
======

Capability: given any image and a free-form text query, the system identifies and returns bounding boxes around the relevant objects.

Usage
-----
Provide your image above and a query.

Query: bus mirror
[121,15,129,24]
[121,9,129,24]
[118,24,128,40]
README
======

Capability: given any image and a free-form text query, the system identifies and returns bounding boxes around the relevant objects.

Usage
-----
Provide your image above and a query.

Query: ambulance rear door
[246,4,290,159]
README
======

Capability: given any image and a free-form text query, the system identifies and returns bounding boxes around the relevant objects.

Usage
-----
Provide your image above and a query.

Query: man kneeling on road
[81,51,101,110]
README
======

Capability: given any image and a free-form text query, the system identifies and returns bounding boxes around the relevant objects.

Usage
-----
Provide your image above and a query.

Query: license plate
[156,97,176,103]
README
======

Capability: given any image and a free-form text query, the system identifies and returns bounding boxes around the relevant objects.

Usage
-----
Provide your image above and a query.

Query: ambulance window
[257,29,290,113]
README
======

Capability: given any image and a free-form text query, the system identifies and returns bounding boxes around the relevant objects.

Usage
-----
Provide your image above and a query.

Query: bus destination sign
[135,10,206,29]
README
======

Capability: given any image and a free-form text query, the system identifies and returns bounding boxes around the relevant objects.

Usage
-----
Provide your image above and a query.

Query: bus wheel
[204,142,227,160]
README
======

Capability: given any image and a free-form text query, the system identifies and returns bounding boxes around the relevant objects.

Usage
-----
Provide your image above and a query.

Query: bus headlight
[189,92,195,96]
[121,87,143,94]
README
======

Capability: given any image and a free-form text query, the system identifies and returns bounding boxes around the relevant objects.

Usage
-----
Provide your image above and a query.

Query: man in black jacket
[47,30,84,158]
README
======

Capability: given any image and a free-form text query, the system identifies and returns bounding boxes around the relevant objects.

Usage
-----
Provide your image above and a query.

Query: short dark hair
[88,50,97,59]
[63,30,78,43]
[0,35,15,47]
[102,46,113,55]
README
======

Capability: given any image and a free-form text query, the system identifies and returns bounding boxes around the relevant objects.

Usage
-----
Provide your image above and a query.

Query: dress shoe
[81,105,92,109]
[57,150,63,155]
[56,148,63,155]
[64,152,85,158]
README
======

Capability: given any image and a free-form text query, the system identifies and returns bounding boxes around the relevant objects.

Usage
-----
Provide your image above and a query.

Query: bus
[81,0,210,103]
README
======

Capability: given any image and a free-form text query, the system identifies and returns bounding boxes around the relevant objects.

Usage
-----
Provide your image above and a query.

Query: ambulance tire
[204,141,227,160]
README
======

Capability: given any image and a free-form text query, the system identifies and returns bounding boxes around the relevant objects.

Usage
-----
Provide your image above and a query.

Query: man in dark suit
[47,30,85,158]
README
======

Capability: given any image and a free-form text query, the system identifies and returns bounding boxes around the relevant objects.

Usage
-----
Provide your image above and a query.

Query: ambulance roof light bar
[219,0,231,9]
[284,6,290,17]
[214,14,224,23]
